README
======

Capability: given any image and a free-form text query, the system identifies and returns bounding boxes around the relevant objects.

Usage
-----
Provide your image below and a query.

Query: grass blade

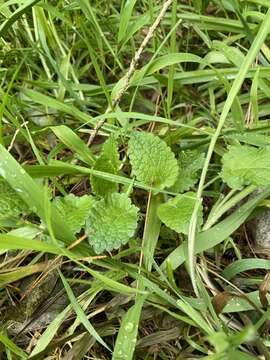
[0,333,27,359]
[112,295,144,360]
[59,270,111,351]
[0,0,40,38]
[51,125,95,165]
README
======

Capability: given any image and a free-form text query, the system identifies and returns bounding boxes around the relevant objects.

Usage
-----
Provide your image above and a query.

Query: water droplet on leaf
[124,322,134,333]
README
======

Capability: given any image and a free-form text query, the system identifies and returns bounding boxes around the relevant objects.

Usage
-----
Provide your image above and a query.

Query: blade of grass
[167,0,177,118]
[51,125,95,165]
[58,269,111,351]
[222,259,270,280]
[0,262,49,287]
[118,0,137,43]
[23,89,95,125]
[0,0,41,38]
[112,295,144,359]
[0,333,27,359]
[112,191,162,359]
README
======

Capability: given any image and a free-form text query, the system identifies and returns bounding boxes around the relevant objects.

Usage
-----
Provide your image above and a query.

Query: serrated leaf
[86,193,138,254]
[53,194,94,234]
[102,136,121,169]
[128,132,178,189]
[90,137,120,197]
[221,145,270,189]
[0,178,28,220]
[157,192,203,234]
[171,150,205,193]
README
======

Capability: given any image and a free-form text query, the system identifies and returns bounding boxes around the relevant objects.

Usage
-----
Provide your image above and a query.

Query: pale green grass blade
[51,125,95,165]
[112,295,144,360]
[118,0,137,43]
[0,234,61,254]
[222,259,270,280]
[79,111,209,133]
[0,234,88,258]
[23,89,94,124]
[0,333,27,359]
[59,270,111,351]
[251,68,260,124]
[167,0,177,118]
[142,193,162,272]
[70,259,145,296]
[77,0,123,70]
[0,262,48,287]
[30,273,123,357]
[0,0,40,37]
[176,298,213,335]
[113,192,162,360]
[135,53,203,78]
[30,305,70,357]
[142,276,214,334]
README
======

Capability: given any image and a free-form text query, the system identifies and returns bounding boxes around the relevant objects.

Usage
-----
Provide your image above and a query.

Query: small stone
[250,208,270,249]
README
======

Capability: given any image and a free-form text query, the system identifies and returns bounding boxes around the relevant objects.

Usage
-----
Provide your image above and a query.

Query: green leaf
[0,178,28,220]
[221,145,270,189]
[128,132,178,189]
[53,194,94,234]
[90,137,120,197]
[157,192,203,234]
[86,193,138,254]
[171,150,205,193]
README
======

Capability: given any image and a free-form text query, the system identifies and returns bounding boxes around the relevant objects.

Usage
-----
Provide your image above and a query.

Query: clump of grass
[1,1,270,359]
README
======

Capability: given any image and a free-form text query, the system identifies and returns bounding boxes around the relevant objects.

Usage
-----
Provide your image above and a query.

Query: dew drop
[20,169,26,175]
[0,169,6,177]
[124,322,134,333]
